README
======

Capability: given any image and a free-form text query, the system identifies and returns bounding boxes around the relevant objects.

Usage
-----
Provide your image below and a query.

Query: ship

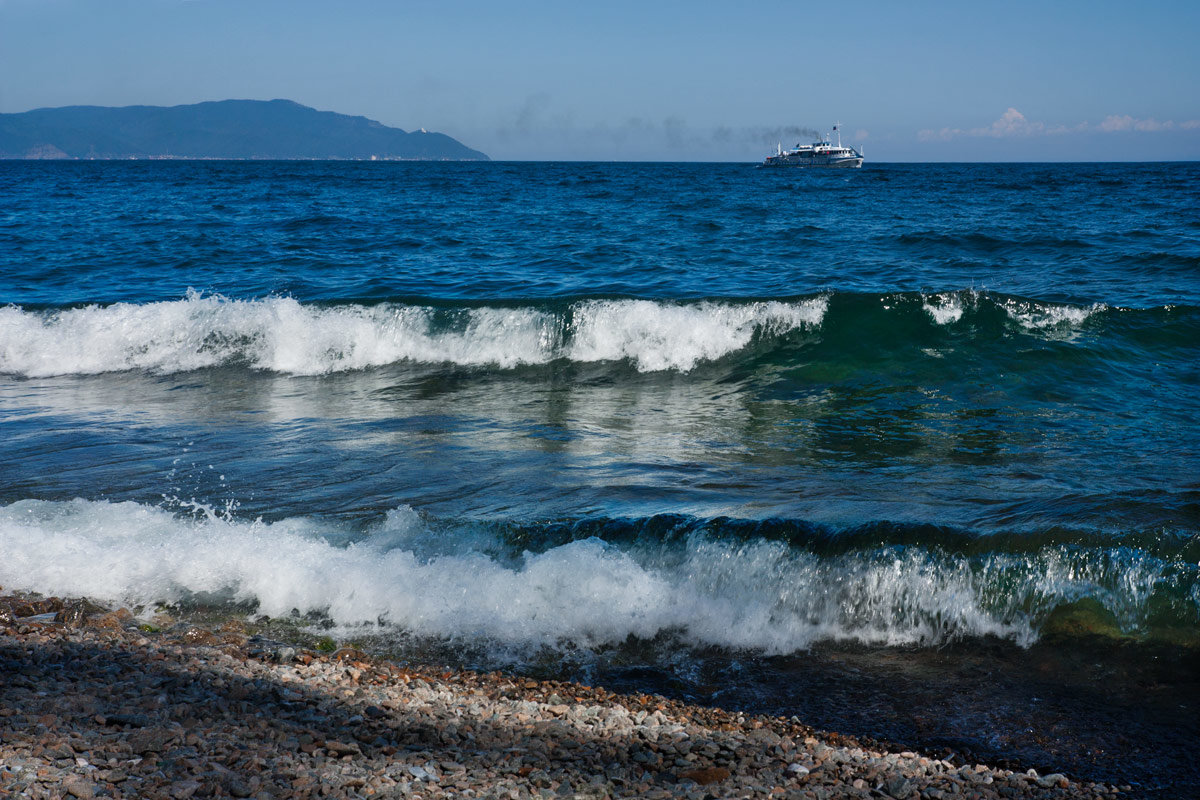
[762,123,863,168]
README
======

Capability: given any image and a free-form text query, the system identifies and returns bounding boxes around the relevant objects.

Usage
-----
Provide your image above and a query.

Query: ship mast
[834,122,842,148]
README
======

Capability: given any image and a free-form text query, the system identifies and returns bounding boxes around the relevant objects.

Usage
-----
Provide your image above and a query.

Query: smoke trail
[751,126,822,144]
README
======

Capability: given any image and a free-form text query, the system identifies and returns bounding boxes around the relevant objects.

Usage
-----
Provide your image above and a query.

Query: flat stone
[170,779,201,799]
[63,775,95,799]
[225,777,253,797]
[102,714,150,728]
[129,728,173,754]
[324,740,361,757]
[677,766,730,785]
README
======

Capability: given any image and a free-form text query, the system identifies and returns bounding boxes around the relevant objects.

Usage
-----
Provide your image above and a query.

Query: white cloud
[980,107,1043,137]
[1099,114,1176,132]
[921,108,1199,141]
[917,127,954,142]
[1135,118,1170,132]
[919,108,1050,141]
[1099,114,1133,132]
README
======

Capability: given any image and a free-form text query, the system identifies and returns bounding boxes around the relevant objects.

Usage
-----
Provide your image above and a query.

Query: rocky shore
[0,593,1127,799]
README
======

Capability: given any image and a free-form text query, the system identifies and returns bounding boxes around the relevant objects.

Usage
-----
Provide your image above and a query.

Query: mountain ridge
[0,99,489,160]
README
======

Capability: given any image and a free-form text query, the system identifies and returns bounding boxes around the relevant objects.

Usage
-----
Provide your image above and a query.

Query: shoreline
[0,592,1125,799]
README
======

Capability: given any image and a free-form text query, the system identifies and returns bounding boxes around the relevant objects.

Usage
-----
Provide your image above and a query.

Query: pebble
[1038,772,1070,788]
[63,775,95,799]
[0,590,1121,800]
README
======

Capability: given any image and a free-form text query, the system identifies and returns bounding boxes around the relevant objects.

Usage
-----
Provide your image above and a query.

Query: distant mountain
[0,99,489,160]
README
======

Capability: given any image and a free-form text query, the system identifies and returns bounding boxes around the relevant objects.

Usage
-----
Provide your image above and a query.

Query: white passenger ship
[763,123,863,168]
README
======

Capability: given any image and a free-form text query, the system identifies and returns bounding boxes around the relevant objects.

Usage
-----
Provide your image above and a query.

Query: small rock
[1037,773,1069,788]
[87,612,125,630]
[55,600,92,628]
[677,767,730,786]
[332,647,368,662]
[325,740,361,757]
[225,777,253,798]
[170,780,201,799]
[183,627,217,645]
[129,727,172,754]
[63,775,95,799]
[103,713,149,728]
[884,776,915,798]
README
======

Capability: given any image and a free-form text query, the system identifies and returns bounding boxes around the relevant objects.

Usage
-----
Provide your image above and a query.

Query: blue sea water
[2,160,1199,787]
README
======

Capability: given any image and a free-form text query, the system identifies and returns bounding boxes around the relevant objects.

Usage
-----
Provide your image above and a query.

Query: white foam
[2,499,1173,653]
[922,293,966,325]
[0,294,827,377]
[1001,298,1105,331]
[568,298,827,372]
[0,293,559,377]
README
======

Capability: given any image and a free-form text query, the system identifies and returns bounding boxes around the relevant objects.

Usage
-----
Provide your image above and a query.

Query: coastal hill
[0,99,489,160]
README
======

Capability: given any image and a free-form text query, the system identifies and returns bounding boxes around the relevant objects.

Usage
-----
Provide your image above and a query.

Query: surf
[3,289,1189,378]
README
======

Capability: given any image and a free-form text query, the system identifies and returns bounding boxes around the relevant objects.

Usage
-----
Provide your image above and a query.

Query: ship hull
[763,156,863,168]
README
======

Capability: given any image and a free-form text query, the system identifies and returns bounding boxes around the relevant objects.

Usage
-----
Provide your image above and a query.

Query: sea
[2,160,1198,792]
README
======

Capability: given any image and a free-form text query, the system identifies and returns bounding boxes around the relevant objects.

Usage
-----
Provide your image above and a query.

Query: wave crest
[569,298,826,371]
[0,293,827,377]
[2,291,1177,378]
[1,499,1192,653]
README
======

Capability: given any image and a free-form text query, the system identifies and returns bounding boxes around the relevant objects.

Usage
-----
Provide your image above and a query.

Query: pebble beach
[0,592,1127,800]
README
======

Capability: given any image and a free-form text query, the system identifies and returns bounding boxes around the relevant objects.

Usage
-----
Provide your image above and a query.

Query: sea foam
[919,290,1102,331]
[0,293,827,377]
[568,298,827,371]
[921,292,967,325]
[1,499,1185,653]
[1000,297,1106,331]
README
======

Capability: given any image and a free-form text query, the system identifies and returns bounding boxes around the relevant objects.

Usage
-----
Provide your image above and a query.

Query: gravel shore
[0,593,1126,799]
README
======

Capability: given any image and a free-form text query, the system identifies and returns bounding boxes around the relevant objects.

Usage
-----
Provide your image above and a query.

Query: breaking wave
[1,290,1190,378]
[0,292,827,376]
[2,499,1194,653]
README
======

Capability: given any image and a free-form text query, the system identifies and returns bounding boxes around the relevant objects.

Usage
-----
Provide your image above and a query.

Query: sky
[2,0,1198,161]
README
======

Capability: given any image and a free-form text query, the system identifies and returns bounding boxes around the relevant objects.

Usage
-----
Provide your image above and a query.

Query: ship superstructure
[763,123,863,168]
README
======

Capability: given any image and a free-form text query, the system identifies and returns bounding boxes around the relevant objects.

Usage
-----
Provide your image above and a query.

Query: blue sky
[2,0,1198,161]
